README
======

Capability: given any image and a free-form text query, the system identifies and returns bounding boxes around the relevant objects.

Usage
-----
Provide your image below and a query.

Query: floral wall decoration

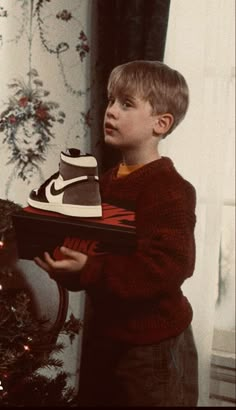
[0,0,92,206]
[0,69,66,183]
[0,0,92,390]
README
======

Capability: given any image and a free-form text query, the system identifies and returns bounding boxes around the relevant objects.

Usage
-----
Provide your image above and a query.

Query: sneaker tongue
[64,148,90,157]
[65,148,81,157]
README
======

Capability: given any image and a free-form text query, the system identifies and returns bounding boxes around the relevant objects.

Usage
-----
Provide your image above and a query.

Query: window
[210,65,235,407]
[213,203,235,353]
[212,66,235,354]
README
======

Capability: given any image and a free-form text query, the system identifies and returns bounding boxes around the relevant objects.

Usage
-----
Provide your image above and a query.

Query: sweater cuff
[52,255,104,292]
[79,254,104,288]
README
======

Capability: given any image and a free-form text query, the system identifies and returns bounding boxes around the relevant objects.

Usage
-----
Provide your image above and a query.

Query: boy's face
[103,93,159,152]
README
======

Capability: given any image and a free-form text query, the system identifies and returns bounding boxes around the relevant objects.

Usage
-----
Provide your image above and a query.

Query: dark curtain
[90,0,171,172]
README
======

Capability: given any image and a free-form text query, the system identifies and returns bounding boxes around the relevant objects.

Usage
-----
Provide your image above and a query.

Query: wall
[0,0,92,205]
[0,0,93,391]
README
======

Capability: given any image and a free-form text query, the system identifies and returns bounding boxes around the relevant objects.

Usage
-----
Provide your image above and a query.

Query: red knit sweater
[60,157,196,344]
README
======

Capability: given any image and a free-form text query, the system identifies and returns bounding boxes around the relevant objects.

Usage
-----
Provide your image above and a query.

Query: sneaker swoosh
[50,175,89,196]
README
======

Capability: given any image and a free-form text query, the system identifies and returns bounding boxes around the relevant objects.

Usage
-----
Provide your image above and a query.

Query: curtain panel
[90,0,170,171]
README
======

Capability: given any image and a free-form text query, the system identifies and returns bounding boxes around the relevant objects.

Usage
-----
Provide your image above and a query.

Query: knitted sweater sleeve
[64,178,196,300]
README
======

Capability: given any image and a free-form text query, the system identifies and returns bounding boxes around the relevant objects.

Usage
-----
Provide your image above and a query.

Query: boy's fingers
[34,256,51,272]
[43,251,76,271]
[44,251,56,265]
[34,249,86,273]
[60,246,82,260]
[35,253,57,271]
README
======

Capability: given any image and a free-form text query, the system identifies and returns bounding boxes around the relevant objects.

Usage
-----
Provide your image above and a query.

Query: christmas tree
[0,199,82,406]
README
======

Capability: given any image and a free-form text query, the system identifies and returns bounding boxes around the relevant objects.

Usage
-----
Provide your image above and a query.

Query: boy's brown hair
[107,60,189,137]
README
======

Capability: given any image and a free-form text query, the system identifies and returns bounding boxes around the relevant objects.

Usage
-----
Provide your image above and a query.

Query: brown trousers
[77,325,198,407]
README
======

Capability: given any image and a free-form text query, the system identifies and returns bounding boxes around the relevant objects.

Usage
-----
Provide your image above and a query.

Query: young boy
[35,60,198,407]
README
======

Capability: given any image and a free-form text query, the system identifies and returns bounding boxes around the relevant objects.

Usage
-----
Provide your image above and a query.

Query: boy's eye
[122,100,133,108]
[107,96,134,108]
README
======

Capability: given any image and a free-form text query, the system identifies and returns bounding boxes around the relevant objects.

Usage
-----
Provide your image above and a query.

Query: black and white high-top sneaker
[28,149,102,217]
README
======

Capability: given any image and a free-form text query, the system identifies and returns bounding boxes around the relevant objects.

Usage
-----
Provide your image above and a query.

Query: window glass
[213,67,235,353]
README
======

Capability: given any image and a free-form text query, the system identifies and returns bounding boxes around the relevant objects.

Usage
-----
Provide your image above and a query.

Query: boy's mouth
[104,122,117,131]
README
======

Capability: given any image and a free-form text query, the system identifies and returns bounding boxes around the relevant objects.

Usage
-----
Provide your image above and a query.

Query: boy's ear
[153,113,174,136]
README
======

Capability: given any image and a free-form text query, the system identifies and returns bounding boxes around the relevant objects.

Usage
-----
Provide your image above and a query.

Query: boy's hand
[34,246,88,280]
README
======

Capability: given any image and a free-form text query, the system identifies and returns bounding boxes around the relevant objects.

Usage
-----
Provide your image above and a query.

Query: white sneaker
[28,149,102,217]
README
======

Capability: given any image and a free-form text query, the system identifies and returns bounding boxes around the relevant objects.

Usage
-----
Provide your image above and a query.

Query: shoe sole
[28,198,102,218]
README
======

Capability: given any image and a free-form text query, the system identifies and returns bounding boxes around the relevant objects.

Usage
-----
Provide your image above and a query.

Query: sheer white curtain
[162,0,235,406]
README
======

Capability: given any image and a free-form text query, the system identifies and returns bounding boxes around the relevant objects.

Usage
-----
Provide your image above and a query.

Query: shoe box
[12,203,136,261]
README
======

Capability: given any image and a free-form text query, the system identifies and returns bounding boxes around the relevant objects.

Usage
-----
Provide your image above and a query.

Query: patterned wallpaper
[0,1,93,389]
[0,0,92,206]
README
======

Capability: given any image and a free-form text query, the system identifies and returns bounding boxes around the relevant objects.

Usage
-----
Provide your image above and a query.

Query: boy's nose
[106,102,119,118]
